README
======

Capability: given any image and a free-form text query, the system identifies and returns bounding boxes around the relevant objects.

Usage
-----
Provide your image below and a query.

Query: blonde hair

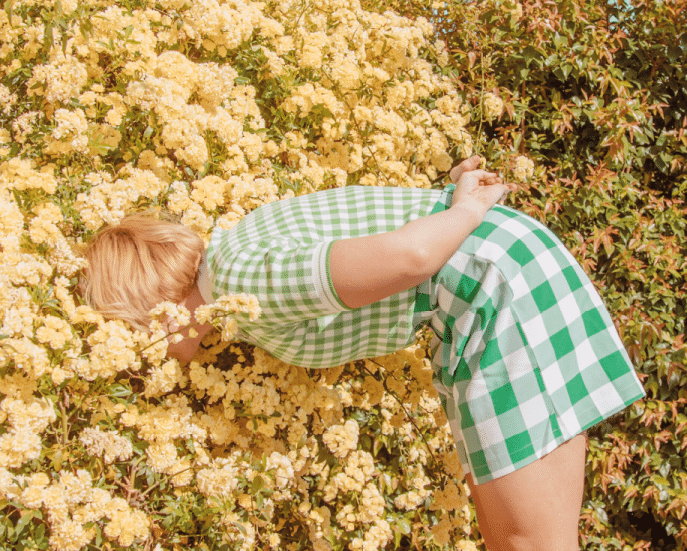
[79,213,205,332]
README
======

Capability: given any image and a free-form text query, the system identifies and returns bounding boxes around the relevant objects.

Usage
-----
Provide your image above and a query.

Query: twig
[361,359,439,468]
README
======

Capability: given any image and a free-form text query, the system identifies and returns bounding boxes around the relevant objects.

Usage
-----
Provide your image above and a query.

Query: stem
[361,360,439,468]
[138,311,235,353]
[138,465,198,499]
[60,396,70,446]
[476,50,486,152]
[520,80,526,154]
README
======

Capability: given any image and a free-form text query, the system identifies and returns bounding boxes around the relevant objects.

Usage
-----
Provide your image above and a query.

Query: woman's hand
[449,155,516,219]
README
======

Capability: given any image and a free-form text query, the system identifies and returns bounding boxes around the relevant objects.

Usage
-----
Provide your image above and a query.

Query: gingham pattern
[424,187,645,484]
[206,185,444,368]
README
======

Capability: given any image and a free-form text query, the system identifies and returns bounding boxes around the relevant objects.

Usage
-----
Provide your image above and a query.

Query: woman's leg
[466,433,587,551]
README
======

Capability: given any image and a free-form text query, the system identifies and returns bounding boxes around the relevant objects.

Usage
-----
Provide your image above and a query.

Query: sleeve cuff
[314,241,353,312]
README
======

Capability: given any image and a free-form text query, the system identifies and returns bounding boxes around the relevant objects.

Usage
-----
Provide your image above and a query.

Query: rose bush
[0,0,478,549]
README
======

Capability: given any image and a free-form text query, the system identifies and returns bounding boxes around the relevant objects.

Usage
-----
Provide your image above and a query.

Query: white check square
[557,292,582,325]
[589,383,623,413]
[500,218,531,239]
[540,363,566,393]
[520,314,549,347]
[537,249,563,280]
[519,394,549,429]
[475,416,505,448]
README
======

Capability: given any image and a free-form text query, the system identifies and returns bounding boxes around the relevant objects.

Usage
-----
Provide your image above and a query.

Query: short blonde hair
[79,213,205,332]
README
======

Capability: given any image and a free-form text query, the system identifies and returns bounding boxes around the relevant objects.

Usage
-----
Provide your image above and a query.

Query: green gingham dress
[201,185,645,484]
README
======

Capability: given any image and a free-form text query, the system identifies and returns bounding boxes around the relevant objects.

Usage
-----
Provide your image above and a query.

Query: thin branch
[361,359,439,468]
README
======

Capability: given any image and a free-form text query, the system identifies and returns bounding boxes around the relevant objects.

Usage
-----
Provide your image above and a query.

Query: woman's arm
[330,160,513,309]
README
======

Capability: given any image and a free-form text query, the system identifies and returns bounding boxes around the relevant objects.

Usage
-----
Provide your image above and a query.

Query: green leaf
[250,475,264,493]
[109,383,132,398]
[395,517,411,535]
[522,45,541,67]
[35,522,46,544]
[373,436,384,456]
[4,0,13,21]
[79,19,93,40]
[553,33,568,51]
[553,63,572,81]
[232,521,247,536]
[13,511,35,541]
[43,23,54,52]
[653,475,670,488]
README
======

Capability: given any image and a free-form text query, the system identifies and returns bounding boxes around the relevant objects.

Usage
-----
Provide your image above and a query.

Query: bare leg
[466,433,588,551]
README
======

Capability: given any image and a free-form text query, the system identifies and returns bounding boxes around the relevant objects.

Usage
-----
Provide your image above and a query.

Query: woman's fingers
[449,155,482,183]
[461,169,501,184]
[482,175,503,186]
[451,160,516,208]
[482,183,511,206]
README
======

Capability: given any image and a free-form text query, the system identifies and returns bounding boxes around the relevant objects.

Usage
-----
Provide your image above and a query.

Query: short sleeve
[208,232,352,323]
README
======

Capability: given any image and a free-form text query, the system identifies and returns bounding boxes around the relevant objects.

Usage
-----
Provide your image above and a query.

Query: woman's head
[79,213,204,332]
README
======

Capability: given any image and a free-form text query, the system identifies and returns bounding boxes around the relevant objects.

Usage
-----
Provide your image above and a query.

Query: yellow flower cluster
[322,419,360,458]
[0,396,55,468]
[78,426,134,464]
[513,155,536,181]
[0,0,483,548]
[483,92,505,121]
[195,293,262,340]
[0,469,149,549]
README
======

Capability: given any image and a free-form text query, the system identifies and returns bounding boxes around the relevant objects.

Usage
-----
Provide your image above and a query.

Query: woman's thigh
[466,433,588,551]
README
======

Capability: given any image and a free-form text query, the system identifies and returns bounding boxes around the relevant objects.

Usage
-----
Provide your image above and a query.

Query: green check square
[457,274,481,303]
[470,449,489,477]
[600,350,630,381]
[562,265,583,291]
[549,413,562,438]
[533,366,547,393]
[531,280,557,312]
[507,240,536,266]
[533,228,557,249]
[480,339,504,374]
[550,326,575,359]
[459,401,475,428]
[414,292,431,313]
[491,383,519,415]
[566,373,588,404]
[494,205,518,218]
[505,430,533,464]
[472,221,498,239]
[582,308,606,337]
[451,356,472,384]
[477,298,496,331]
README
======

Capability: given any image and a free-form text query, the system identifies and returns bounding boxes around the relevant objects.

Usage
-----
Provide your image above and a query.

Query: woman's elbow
[404,244,434,282]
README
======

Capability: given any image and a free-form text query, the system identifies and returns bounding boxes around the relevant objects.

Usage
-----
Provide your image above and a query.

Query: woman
[81,156,645,550]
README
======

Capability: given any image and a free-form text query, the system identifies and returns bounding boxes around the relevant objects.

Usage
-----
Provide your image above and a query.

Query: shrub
[375,0,687,547]
[0,0,476,549]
